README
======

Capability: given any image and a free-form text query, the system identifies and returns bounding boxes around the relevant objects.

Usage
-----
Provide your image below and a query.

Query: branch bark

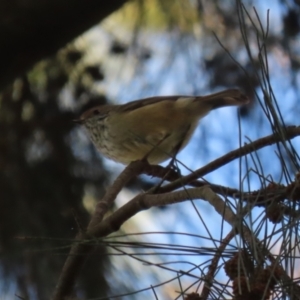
[159,126,300,193]
[53,127,300,299]
[52,160,145,300]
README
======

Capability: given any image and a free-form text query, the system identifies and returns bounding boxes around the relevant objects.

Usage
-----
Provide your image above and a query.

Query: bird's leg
[152,138,184,192]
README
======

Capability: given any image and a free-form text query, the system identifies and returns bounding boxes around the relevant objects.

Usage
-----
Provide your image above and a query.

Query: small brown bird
[77,89,249,165]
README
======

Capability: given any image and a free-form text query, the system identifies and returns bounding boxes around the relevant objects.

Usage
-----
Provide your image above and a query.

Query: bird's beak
[73,118,84,124]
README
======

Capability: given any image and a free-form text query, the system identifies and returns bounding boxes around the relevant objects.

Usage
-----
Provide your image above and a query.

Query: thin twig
[158,126,300,193]
[201,230,237,300]
[52,160,146,300]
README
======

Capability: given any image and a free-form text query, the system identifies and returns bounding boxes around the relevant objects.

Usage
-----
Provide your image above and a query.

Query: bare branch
[159,126,300,193]
[52,160,146,300]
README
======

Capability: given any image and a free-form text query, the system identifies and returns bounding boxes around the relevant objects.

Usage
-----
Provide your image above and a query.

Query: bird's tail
[197,89,249,109]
